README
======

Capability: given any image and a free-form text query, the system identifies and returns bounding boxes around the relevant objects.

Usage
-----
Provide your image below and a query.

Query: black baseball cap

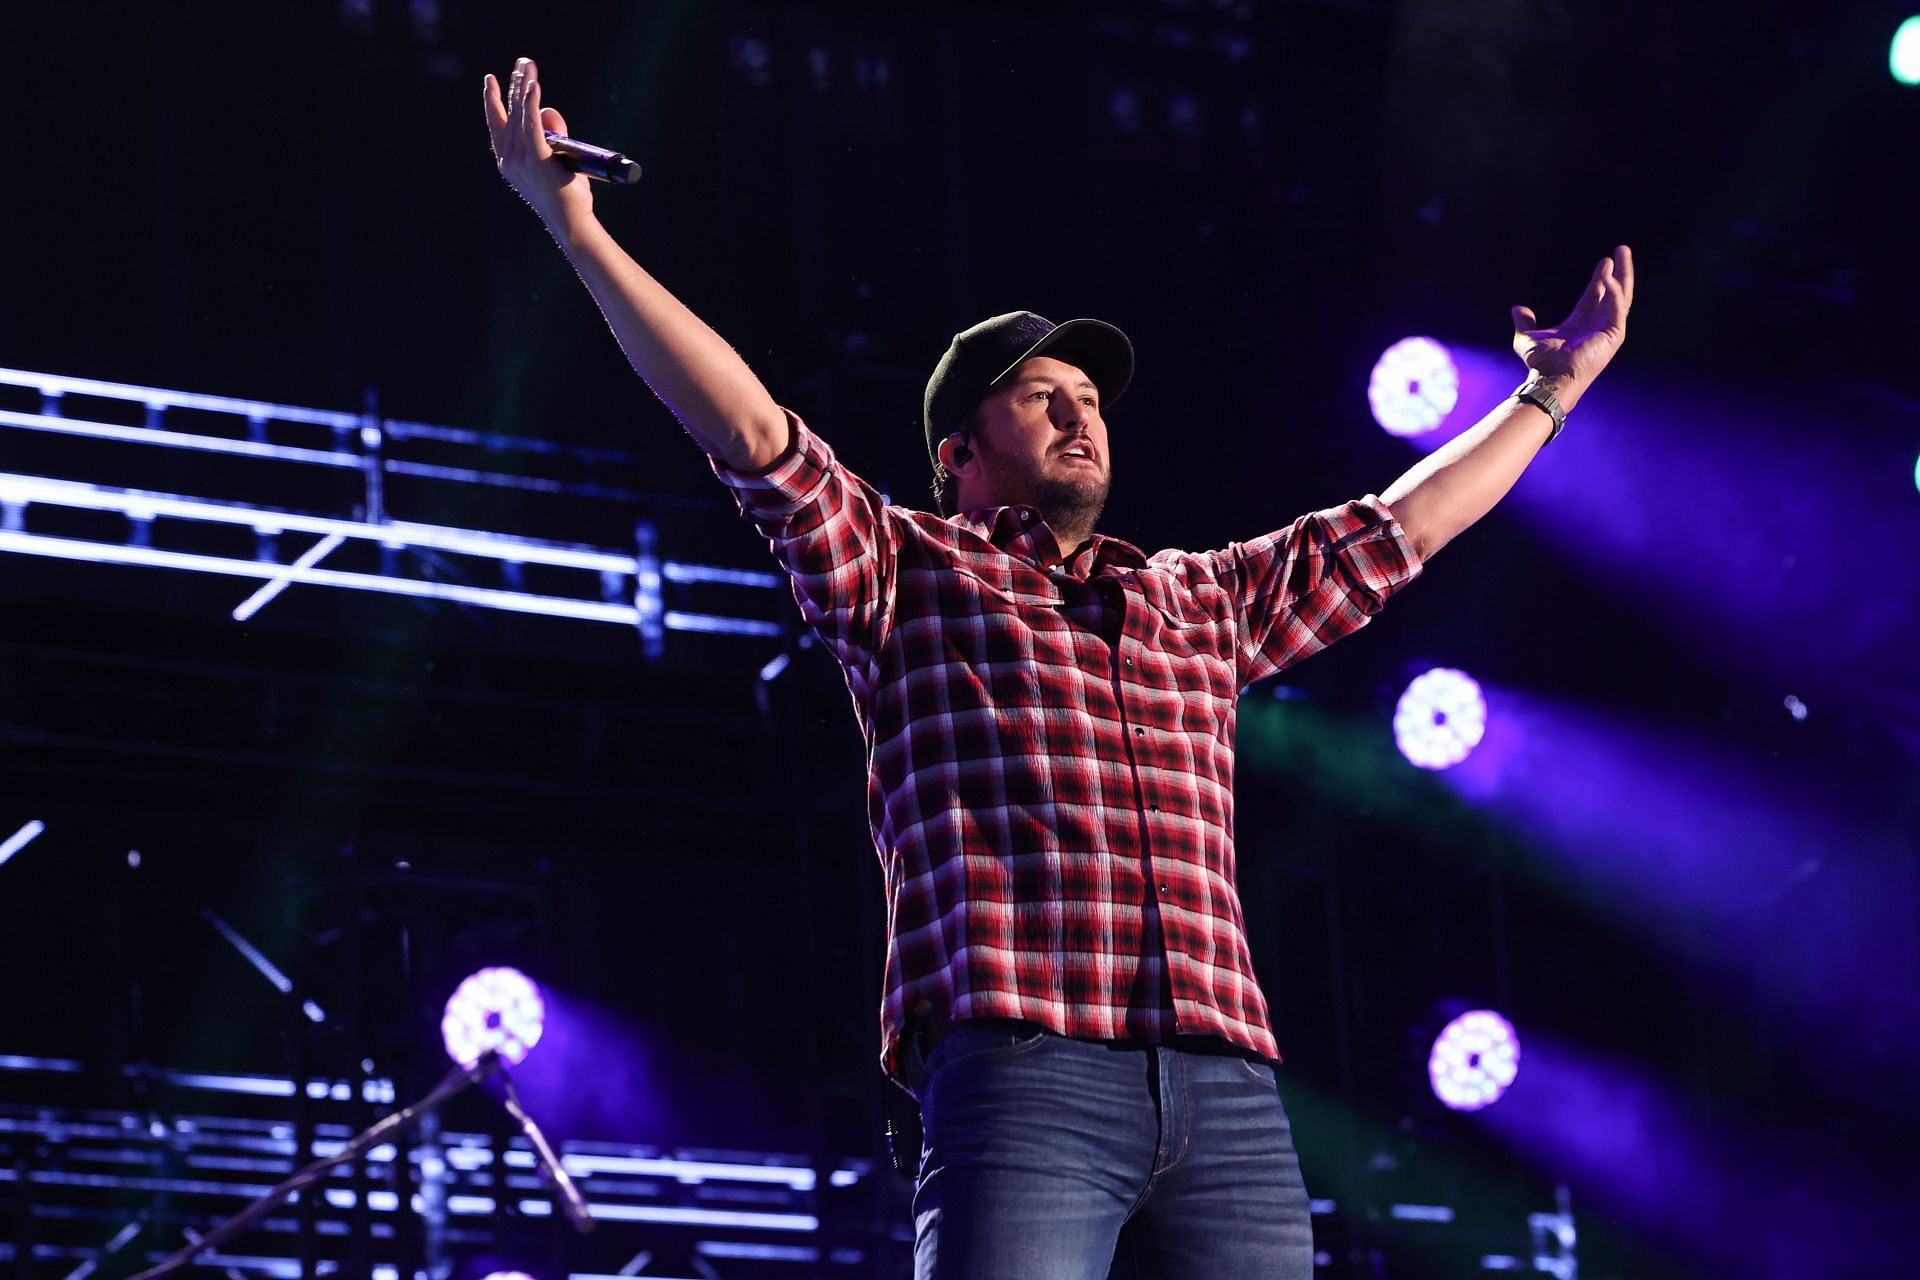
[922,311,1134,465]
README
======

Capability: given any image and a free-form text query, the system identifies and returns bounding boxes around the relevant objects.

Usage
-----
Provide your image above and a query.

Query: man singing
[484,57,1633,1280]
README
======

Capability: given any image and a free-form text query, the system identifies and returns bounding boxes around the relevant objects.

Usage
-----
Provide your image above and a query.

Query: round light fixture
[1369,337,1459,437]
[1394,667,1487,770]
[1429,1009,1521,1111]
[441,967,546,1069]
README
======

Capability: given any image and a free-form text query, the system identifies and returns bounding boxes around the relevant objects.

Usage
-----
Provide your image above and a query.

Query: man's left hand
[1511,245,1634,409]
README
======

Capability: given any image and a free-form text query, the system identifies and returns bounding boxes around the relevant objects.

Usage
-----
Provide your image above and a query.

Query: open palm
[1512,245,1634,388]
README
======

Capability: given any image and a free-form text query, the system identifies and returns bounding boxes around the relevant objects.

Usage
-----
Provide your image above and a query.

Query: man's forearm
[547,210,789,472]
[1379,374,1579,561]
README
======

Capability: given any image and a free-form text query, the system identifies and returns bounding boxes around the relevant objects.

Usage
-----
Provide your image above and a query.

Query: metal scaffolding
[0,367,786,653]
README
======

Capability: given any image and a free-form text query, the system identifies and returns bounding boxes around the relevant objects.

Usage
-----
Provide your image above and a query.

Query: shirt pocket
[896,563,1054,719]
[1134,580,1243,723]
[945,557,1064,612]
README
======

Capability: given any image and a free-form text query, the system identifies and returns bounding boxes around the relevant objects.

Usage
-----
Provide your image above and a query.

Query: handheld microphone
[544,131,642,185]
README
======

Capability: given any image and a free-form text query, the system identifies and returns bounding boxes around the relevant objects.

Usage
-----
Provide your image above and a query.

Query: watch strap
[1515,377,1567,443]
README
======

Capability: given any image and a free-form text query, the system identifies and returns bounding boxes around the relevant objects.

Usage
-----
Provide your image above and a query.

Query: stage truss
[0,368,786,654]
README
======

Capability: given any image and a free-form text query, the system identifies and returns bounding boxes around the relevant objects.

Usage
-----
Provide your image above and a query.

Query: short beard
[1026,471,1109,546]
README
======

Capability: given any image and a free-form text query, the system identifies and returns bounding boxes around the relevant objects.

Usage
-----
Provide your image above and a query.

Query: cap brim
[990,318,1135,413]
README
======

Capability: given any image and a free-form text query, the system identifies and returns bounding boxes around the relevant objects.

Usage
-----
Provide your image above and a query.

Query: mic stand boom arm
[498,1066,594,1231]
[131,1052,515,1280]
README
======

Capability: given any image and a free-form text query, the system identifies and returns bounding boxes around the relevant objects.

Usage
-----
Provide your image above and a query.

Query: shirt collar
[949,505,1149,573]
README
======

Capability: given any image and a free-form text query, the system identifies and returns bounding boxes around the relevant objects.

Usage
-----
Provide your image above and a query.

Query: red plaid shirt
[715,416,1423,1081]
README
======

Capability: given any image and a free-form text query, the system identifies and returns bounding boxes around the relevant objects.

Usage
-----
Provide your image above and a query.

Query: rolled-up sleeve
[1183,495,1424,686]
[710,410,896,684]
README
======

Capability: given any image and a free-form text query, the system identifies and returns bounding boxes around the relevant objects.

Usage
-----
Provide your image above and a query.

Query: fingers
[521,61,551,158]
[483,74,504,156]
[504,60,524,158]
[1511,305,1539,359]
[1590,246,1633,331]
[484,56,590,221]
[1585,255,1610,294]
[487,57,557,167]
[1552,257,1598,327]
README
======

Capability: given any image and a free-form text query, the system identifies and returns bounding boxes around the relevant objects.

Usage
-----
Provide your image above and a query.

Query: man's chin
[1034,475,1109,534]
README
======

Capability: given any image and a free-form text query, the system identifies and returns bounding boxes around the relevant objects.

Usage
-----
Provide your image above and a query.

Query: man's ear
[938,431,975,475]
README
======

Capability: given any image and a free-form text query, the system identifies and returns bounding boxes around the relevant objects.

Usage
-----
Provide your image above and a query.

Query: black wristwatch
[1514,376,1567,444]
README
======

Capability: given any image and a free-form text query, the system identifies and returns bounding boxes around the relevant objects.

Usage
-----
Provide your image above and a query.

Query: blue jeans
[911,1021,1315,1279]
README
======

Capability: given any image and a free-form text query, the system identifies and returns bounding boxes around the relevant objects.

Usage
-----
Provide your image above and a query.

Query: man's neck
[1053,526,1094,562]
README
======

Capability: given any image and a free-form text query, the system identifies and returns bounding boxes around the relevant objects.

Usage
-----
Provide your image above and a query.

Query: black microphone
[544,131,642,185]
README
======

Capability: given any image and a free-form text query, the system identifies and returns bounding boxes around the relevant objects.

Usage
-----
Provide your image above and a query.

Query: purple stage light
[1368,337,1459,437]
[1429,1009,1521,1111]
[1394,668,1486,769]
[481,1273,535,1280]
[441,967,546,1068]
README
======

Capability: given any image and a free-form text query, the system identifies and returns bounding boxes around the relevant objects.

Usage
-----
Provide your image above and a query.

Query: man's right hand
[475,56,788,471]
[483,57,592,231]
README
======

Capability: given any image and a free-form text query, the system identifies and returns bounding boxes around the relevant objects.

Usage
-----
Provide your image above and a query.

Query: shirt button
[1020,510,1034,524]
[1134,727,1145,737]
[1124,657,1134,667]
[1149,803,1161,812]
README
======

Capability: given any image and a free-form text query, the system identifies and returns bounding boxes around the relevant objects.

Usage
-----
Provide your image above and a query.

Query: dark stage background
[2,2,1917,1278]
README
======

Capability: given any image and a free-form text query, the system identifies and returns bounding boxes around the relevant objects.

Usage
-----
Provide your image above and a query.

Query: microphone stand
[498,1067,594,1232]
[129,1050,590,1280]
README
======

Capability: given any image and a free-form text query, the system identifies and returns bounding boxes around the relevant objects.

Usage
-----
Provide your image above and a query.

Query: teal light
[1894,16,1920,85]
[1913,450,1920,493]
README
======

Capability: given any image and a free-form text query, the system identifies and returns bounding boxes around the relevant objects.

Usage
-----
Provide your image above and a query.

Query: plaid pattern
[715,416,1423,1081]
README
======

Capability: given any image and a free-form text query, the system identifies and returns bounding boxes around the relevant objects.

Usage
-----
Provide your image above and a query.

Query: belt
[914,1013,1038,1061]
[912,1015,1262,1065]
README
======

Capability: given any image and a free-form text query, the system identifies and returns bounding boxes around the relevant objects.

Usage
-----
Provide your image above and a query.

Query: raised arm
[1381,246,1634,560]
[483,58,788,472]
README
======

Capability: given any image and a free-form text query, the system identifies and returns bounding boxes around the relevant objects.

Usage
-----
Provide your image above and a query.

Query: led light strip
[695,1241,820,1263]
[3,528,785,635]
[0,1054,82,1072]
[1390,1203,1456,1222]
[664,610,781,637]
[663,561,784,589]
[0,406,356,468]
[0,531,643,624]
[0,820,44,867]
[561,1152,816,1190]
[233,534,345,622]
[583,1203,819,1232]
[381,415,633,461]
[503,1148,834,1190]
[0,474,638,572]
[0,366,363,427]
[200,909,330,1022]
